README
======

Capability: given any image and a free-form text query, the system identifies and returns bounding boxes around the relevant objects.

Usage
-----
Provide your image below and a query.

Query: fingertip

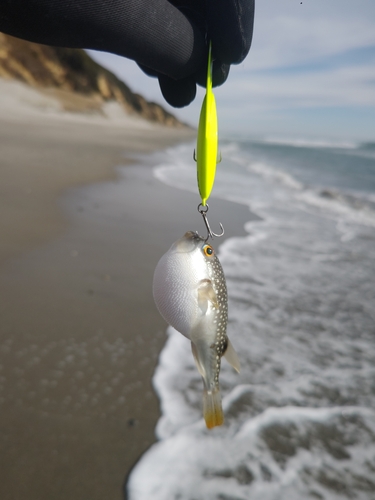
[212,61,230,87]
[158,75,197,108]
[195,60,230,88]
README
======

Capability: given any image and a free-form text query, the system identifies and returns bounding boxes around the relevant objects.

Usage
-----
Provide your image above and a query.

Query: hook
[197,203,224,242]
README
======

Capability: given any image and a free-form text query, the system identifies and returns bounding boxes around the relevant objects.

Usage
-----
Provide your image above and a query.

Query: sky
[87,0,375,143]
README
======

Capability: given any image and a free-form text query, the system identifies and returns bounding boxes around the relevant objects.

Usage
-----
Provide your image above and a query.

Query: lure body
[196,43,219,206]
[153,231,240,428]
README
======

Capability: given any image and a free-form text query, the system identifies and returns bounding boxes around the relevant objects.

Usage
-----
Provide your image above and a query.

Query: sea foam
[127,139,375,499]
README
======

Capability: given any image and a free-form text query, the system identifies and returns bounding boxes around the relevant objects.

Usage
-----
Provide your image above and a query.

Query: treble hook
[197,203,225,242]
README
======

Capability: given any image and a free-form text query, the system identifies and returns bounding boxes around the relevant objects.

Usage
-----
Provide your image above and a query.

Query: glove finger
[158,75,197,108]
[0,0,207,81]
[207,0,255,65]
[194,60,230,88]
[212,61,230,87]
[168,0,207,31]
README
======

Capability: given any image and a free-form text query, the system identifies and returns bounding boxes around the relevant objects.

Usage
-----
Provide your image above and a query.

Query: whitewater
[127,138,375,500]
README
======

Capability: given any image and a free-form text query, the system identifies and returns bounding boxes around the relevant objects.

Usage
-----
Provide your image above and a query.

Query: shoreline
[0,107,253,500]
[0,106,195,266]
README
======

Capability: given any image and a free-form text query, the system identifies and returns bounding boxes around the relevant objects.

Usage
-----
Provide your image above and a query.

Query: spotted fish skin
[153,231,240,429]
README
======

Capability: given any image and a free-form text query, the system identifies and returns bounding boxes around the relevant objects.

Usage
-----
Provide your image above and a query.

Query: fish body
[153,231,240,428]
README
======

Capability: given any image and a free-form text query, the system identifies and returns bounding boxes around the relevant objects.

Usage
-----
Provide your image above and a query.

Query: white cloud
[248,18,375,71]
[224,63,375,109]
[250,0,375,70]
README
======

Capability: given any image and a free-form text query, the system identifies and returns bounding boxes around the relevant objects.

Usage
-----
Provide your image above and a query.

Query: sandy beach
[0,81,252,500]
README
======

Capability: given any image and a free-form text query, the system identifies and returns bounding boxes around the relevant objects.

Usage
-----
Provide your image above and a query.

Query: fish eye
[203,244,214,257]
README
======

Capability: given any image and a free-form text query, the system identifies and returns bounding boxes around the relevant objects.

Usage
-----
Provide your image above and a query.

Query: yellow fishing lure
[195,43,220,206]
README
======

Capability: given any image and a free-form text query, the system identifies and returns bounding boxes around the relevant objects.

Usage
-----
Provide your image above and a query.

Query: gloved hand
[0,0,255,107]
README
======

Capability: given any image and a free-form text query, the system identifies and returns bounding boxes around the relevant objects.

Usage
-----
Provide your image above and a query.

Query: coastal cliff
[0,33,186,127]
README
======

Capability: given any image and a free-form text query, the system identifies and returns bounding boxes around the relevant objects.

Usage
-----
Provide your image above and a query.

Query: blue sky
[88,0,375,143]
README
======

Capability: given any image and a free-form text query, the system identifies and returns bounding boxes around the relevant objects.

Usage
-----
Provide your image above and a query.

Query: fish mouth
[184,231,204,241]
[172,231,204,253]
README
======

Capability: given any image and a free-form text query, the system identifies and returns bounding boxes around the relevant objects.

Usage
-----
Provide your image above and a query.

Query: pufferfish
[153,231,240,429]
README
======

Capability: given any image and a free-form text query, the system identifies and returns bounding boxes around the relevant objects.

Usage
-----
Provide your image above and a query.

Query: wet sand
[0,92,252,500]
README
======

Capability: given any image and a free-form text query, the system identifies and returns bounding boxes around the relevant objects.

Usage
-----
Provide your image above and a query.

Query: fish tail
[203,387,224,429]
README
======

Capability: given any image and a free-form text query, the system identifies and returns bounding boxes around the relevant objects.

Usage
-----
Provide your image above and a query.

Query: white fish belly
[153,248,208,338]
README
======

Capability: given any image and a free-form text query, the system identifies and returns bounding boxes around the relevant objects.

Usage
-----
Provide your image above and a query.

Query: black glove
[0,0,254,107]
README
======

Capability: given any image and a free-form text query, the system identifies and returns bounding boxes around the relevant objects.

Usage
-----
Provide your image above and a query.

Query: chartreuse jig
[194,42,224,241]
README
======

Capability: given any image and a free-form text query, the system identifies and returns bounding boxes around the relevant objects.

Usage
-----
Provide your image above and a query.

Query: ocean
[127,138,375,500]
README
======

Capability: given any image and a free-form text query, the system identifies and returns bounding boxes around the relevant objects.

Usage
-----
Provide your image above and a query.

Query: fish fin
[224,338,241,373]
[203,387,224,429]
[197,279,219,315]
[191,342,206,378]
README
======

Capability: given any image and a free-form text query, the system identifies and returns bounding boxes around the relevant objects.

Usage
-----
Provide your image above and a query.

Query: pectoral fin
[224,338,241,373]
[197,279,219,315]
[191,341,206,378]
